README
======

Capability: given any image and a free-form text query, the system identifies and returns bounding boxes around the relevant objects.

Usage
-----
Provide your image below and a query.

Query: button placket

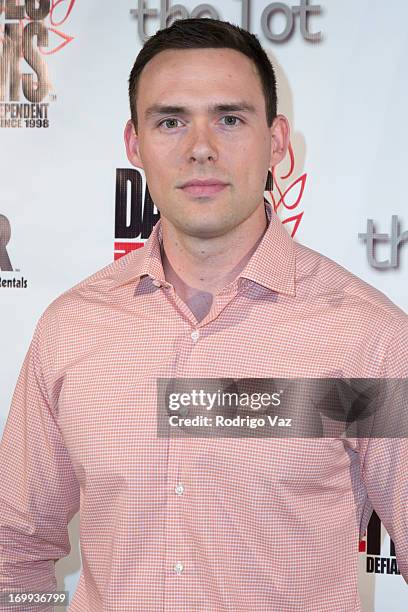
[163,322,198,605]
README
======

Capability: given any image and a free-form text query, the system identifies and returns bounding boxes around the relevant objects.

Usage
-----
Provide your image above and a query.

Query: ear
[124,119,144,169]
[269,114,290,169]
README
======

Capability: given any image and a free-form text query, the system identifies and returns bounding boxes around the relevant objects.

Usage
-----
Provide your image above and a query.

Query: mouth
[179,179,229,198]
[182,184,228,197]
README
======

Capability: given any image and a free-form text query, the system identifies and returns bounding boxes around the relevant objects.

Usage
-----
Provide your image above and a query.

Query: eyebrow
[144,102,257,120]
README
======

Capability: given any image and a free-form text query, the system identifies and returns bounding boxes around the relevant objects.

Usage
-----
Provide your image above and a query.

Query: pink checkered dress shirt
[1,202,407,611]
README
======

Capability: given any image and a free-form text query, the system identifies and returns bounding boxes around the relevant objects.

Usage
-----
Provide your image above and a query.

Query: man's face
[125,47,288,239]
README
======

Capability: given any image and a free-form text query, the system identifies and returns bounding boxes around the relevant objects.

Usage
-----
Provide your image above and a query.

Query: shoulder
[294,241,407,332]
[33,247,147,361]
[41,247,145,321]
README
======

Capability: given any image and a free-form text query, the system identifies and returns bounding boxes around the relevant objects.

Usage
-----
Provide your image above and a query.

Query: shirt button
[152,279,161,287]
[174,562,184,575]
[175,484,184,496]
[191,330,199,342]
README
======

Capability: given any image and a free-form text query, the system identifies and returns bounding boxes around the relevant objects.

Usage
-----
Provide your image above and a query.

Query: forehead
[137,47,264,109]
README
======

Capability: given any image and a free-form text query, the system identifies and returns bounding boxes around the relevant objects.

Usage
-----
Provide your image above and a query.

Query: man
[0,18,407,612]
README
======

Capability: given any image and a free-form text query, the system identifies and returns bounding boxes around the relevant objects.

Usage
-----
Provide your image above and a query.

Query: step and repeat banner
[1,1,407,610]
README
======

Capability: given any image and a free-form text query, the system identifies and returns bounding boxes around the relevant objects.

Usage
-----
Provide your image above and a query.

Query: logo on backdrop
[359,511,401,576]
[265,141,306,238]
[0,214,27,288]
[359,216,408,269]
[114,169,159,259]
[130,0,323,43]
[114,141,307,259]
[0,0,76,129]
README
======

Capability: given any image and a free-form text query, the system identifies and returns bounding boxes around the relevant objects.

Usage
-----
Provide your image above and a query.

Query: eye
[220,115,242,127]
[159,118,183,129]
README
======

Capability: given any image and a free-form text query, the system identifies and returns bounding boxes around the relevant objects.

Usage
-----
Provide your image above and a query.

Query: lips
[179,179,229,198]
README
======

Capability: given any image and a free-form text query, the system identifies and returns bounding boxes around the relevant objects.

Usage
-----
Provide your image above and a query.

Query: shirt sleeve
[0,313,80,611]
[358,322,408,583]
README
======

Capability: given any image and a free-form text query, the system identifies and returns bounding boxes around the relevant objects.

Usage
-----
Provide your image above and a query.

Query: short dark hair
[128,18,277,130]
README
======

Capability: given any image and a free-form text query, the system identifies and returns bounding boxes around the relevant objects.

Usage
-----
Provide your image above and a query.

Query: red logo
[265,141,307,238]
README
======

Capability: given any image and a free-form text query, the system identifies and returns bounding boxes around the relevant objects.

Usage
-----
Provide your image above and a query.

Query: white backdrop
[1,1,407,609]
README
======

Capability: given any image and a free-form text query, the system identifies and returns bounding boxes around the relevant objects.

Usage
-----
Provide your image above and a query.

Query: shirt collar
[111,217,166,289]
[111,200,296,296]
[239,201,296,296]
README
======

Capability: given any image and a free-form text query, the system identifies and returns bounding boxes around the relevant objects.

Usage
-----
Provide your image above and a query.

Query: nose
[185,121,218,164]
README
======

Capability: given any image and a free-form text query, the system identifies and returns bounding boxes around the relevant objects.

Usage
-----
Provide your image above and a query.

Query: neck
[160,203,268,303]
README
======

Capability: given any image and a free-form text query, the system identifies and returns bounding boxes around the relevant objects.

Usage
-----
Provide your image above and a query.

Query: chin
[181,218,234,239]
